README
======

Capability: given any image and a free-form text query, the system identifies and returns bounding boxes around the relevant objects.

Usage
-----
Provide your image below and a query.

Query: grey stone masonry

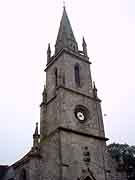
[2,6,128,180]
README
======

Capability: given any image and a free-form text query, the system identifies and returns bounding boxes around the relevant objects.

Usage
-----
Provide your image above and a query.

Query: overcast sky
[0,0,135,165]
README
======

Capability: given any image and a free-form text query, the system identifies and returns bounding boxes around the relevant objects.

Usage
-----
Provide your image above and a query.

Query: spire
[47,43,51,63]
[33,122,40,148]
[55,7,78,54]
[42,85,47,104]
[34,122,39,136]
[82,37,88,56]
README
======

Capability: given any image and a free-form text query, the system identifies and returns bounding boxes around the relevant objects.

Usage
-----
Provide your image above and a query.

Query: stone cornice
[41,127,108,143]
[58,127,109,141]
[40,86,101,107]
[45,48,91,71]
[58,86,101,103]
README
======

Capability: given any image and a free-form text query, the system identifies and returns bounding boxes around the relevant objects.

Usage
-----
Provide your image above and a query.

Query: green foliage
[40,135,48,144]
[108,143,135,180]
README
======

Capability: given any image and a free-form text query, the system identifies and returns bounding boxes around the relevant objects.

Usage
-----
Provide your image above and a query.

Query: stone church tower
[1,7,128,180]
[40,6,107,180]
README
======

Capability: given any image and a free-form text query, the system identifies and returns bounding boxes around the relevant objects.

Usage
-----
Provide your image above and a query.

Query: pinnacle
[34,122,39,136]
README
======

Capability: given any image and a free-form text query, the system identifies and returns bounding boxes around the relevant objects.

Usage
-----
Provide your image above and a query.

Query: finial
[34,122,39,135]
[47,43,51,53]
[63,1,66,9]
[47,43,51,63]
[93,81,98,98]
[82,36,88,56]
[42,85,47,103]
[36,122,38,127]
[93,81,96,89]
[33,122,40,149]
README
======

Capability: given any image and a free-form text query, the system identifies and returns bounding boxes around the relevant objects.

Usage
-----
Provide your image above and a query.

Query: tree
[108,143,135,180]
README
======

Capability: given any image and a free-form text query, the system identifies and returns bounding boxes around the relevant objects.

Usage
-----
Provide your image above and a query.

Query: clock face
[77,111,85,121]
[74,105,89,123]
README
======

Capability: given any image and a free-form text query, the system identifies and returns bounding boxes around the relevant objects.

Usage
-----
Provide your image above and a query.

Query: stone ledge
[45,48,91,71]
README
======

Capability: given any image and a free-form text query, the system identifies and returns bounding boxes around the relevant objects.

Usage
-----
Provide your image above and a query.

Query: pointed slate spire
[55,7,78,54]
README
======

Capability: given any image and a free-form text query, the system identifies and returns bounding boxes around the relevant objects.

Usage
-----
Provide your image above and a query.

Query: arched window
[54,68,58,87]
[20,169,27,180]
[74,64,80,87]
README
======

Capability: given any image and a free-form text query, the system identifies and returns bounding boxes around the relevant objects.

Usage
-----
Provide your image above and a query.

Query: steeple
[55,7,78,54]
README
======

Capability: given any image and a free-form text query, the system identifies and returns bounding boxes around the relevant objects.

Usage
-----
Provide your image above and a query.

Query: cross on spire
[63,1,66,8]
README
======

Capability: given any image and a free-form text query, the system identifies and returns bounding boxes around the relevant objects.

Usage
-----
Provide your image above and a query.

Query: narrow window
[54,68,58,87]
[75,64,80,87]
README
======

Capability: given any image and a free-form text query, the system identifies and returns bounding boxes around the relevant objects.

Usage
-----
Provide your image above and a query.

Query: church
[0,6,127,180]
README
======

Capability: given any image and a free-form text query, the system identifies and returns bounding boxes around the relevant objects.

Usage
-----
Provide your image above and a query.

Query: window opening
[54,68,58,87]
[75,64,80,87]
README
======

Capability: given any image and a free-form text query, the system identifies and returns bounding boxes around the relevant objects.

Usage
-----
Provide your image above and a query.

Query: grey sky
[0,0,135,165]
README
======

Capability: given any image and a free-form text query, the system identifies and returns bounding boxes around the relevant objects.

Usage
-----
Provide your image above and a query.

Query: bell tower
[40,7,108,180]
